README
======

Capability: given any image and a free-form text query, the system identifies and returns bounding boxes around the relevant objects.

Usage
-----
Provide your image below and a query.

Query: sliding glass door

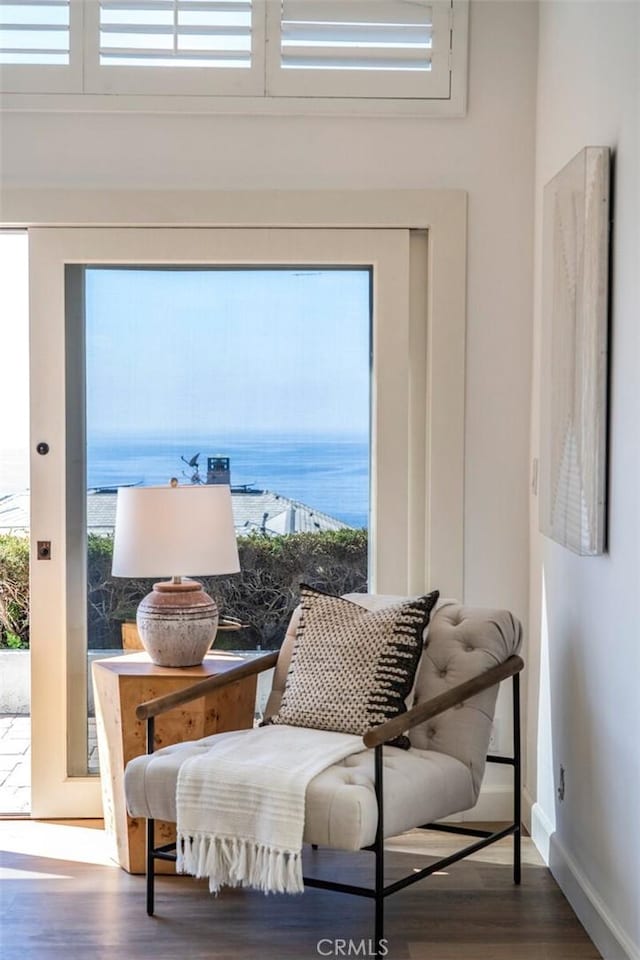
[29,227,417,816]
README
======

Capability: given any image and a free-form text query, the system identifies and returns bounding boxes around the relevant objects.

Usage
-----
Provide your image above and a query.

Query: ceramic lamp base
[136,579,218,667]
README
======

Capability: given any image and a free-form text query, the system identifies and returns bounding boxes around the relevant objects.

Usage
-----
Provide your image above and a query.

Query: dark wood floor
[0,820,599,960]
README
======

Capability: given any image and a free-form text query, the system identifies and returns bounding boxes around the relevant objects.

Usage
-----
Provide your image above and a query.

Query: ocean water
[87,434,369,529]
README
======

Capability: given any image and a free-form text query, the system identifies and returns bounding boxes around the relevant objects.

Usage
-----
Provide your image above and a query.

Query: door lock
[37,541,51,560]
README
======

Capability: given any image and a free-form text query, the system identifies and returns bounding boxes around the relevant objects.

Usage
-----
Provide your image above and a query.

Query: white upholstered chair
[125,596,523,957]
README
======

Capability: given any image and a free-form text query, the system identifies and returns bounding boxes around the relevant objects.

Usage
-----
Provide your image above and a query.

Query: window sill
[0,90,466,118]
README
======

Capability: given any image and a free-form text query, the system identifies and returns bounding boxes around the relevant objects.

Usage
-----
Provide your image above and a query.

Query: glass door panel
[83,267,371,773]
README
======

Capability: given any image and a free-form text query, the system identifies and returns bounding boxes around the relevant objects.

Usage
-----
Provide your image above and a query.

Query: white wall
[528,3,640,958]
[0,3,538,797]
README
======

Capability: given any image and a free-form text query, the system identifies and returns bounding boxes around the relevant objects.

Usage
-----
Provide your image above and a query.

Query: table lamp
[112,481,240,667]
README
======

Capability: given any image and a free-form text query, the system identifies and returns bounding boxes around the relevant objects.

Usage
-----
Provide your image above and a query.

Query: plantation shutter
[0,0,82,91]
[2,0,467,103]
[84,0,265,95]
[266,0,454,99]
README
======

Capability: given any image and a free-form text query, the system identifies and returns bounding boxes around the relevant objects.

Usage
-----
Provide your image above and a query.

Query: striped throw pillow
[269,585,439,748]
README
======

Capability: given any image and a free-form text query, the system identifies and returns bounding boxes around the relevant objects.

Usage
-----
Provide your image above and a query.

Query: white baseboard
[531,803,639,960]
[530,797,554,862]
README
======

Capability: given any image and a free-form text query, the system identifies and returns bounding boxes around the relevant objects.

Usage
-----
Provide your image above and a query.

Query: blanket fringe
[177,833,304,895]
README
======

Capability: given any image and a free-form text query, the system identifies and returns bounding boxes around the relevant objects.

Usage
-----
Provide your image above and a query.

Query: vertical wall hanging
[539,146,610,555]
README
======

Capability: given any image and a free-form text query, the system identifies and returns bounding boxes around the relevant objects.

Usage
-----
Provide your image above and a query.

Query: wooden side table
[92,650,257,874]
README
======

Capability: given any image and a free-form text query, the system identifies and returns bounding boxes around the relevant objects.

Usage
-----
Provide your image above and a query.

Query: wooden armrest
[135,651,279,721]
[362,654,524,748]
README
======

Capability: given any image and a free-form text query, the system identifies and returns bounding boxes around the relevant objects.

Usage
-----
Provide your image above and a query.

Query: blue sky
[85,268,371,439]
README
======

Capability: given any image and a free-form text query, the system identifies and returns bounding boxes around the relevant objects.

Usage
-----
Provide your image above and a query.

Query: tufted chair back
[264,595,522,800]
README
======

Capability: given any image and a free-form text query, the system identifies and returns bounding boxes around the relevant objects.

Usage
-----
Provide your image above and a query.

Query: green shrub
[0,535,30,648]
[208,529,368,650]
[86,532,156,650]
[0,529,368,651]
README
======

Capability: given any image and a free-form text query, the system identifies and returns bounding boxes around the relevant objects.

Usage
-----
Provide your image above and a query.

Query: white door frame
[23,192,466,818]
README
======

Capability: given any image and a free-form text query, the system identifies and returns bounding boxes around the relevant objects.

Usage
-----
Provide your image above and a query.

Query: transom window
[0,0,468,108]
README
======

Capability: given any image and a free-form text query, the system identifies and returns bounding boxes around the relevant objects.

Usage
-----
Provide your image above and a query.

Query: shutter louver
[267,0,453,99]
[0,0,70,65]
[99,0,252,68]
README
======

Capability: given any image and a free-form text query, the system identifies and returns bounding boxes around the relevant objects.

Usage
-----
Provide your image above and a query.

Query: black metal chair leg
[374,745,385,957]
[146,717,156,915]
[513,672,522,885]
[146,817,155,916]
[374,887,384,958]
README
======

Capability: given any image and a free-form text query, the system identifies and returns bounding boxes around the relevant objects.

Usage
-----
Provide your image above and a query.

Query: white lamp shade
[112,484,240,579]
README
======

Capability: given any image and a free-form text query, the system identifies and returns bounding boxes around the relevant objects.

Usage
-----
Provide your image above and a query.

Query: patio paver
[0,715,99,814]
[0,716,30,814]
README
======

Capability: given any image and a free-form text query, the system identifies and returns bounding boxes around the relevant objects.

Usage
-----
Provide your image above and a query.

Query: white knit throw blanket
[176,724,364,895]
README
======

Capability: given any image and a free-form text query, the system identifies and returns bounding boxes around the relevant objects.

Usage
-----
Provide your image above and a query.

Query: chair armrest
[135,651,279,721]
[362,654,524,748]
